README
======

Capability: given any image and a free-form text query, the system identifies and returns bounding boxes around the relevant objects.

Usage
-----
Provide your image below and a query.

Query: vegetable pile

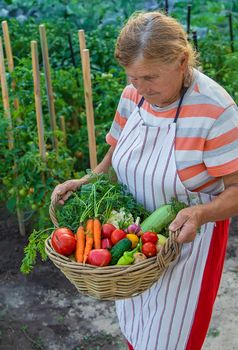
[51,219,169,266]
[50,172,187,267]
[21,171,187,272]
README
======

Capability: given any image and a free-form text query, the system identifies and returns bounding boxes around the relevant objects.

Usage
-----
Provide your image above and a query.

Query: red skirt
[127,219,229,350]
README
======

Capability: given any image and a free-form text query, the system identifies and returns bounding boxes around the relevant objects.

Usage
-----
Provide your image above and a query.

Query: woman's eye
[145,76,158,81]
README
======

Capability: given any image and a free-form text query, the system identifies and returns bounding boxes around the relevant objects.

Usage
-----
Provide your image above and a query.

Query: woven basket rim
[46,235,158,270]
[45,230,180,275]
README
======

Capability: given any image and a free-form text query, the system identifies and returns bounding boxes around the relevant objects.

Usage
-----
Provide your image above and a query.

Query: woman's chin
[144,95,161,105]
[145,97,168,107]
[145,95,179,107]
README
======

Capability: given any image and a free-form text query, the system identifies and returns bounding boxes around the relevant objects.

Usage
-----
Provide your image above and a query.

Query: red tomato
[52,227,76,256]
[142,242,157,258]
[87,249,111,266]
[101,238,113,250]
[101,223,117,239]
[111,229,127,245]
[141,231,158,245]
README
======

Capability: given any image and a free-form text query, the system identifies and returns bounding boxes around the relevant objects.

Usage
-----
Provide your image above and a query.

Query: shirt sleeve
[106,85,141,146]
[203,104,238,177]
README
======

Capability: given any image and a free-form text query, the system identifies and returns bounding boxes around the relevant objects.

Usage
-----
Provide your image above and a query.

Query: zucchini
[141,199,187,234]
[110,238,132,265]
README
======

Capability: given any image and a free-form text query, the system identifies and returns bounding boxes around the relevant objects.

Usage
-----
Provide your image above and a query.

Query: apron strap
[137,87,188,122]
[138,96,145,108]
[173,87,188,123]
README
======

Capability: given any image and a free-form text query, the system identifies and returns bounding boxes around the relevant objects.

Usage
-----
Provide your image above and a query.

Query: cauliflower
[107,208,134,229]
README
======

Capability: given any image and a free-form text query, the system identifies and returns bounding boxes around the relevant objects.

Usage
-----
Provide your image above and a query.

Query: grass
[207,327,220,338]
[20,324,45,350]
[74,331,125,350]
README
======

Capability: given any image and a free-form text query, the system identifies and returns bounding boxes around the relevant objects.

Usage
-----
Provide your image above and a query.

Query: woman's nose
[133,79,148,95]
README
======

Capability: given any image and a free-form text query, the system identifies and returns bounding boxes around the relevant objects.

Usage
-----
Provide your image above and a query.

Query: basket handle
[156,230,181,268]
[49,194,60,228]
[49,177,91,228]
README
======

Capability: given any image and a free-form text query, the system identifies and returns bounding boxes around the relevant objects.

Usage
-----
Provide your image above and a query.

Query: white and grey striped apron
[111,92,218,350]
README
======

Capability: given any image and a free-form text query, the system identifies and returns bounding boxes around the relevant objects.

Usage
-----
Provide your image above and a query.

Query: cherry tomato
[31,204,37,210]
[141,231,158,245]
[101,223,117,239]
[52,227,76,256]
[111,229,127,245]
[142,242,157,257]
[19,188,27,197]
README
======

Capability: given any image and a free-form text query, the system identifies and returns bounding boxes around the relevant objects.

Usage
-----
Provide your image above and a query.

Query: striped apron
[111,94,229,350]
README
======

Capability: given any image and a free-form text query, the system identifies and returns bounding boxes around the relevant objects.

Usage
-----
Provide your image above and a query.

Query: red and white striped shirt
[106,69,238,194]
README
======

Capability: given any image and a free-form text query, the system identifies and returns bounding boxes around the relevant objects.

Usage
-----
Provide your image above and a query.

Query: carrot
[93,218,101,249]
[83,218,94,264]
[75,225,85,263]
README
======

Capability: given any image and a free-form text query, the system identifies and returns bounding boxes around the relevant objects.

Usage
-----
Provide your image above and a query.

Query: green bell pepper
[116,242,140,265]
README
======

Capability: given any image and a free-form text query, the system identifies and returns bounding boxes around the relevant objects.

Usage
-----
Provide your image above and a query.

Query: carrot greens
[56,171,149,232]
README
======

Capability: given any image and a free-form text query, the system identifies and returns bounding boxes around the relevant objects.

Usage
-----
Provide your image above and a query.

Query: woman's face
[125,57,187,107]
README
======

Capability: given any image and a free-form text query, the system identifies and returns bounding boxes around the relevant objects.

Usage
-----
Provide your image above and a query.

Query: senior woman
[51,11,238,350]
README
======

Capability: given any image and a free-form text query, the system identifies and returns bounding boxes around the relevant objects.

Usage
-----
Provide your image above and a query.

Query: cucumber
[110,238,132,265]
[141,199,187,234]
[141,205,175,233]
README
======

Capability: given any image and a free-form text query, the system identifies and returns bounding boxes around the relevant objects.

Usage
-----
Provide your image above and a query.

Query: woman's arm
[169,171,238,243]
[92,145,115,174]
[51,145,115,204]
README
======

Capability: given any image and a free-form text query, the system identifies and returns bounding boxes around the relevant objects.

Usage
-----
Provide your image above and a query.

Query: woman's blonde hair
[115,11,197,82]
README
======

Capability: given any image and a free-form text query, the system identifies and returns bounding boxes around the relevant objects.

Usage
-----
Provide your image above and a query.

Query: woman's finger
[61,191,73,202]
[51,182,70,200]
[51,178,85,204]
[54,190,73,205]
[169,211,187,231]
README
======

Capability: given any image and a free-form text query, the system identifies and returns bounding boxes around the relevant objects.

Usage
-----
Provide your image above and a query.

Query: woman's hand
[51,178,88,205]
[51,146,115,205]
[169,172,238,243]
[168,206,203,244]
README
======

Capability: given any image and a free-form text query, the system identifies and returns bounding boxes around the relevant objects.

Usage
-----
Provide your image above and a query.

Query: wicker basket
[45,197,181,301]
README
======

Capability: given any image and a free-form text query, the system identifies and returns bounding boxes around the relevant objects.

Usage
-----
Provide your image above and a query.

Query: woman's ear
[180,53,189,72]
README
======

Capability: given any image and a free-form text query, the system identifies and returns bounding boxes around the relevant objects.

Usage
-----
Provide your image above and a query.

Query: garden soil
[0,203,238,350]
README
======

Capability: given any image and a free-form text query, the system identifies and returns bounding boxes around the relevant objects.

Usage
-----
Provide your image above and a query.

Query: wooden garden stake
[59,115,67,145]
[78,30,97,168]
[31,41,46,163]
[0,36,14,150]
[0,36,25,236]
[78,29,86,58]
[1,21,14,71]
[81,48,97,169]
[1,21,19,111]
[39,24,58,152]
